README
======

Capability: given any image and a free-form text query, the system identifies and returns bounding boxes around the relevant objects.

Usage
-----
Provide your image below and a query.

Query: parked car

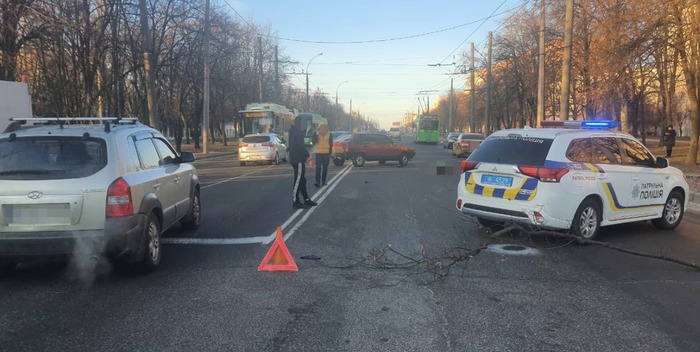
[452,133,485,157]
[332,133,415,167]
[388,127,401,140]
[238,133,288,166]
[0,117,200,273]
[456,120,688,240]
[443,132,460,149]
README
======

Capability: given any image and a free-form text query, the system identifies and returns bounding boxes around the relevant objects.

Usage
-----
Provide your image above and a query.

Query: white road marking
[163,163,354,245]
[202,165,275,189]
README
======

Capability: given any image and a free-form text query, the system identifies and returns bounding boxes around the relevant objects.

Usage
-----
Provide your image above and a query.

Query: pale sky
[230,0,526,129]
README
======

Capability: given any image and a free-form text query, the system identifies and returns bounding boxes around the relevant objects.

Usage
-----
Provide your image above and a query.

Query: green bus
[414,115,440,144]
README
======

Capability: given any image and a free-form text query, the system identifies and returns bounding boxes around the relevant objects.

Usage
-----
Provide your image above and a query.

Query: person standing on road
[664,125,677,157]
[289,119,317,209]
[313,123,333,187]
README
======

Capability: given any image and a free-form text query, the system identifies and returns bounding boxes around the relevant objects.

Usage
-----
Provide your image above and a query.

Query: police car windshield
[467,135,553,166]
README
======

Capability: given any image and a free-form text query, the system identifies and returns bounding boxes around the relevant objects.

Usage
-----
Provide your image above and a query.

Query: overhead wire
[224,0,526,46]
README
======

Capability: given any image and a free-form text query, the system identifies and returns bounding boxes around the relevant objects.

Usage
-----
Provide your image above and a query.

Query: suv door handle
[174,176,181,183]
[632,176,641,181]
[597,174,607,180]
[153,182,162,190]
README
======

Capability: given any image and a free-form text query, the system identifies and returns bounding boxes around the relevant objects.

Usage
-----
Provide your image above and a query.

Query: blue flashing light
[581,120,617,129]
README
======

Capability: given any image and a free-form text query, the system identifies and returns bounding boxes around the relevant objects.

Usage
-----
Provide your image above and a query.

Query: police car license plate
[481,174,513,187]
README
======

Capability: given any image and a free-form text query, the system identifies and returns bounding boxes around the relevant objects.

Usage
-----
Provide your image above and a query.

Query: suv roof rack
[8,117,140,133]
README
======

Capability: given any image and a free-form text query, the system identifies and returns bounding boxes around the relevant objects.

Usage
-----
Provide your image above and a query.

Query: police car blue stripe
[514,178,538,200]
[492,188,506,198]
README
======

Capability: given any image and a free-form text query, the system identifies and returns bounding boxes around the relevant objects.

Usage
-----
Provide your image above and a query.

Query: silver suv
[0,118,201,273]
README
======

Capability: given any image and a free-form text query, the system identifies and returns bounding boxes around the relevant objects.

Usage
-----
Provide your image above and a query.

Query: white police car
[455,120,689,239]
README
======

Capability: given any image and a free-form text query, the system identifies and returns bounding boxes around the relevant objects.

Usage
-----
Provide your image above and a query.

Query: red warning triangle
[258,227,298,271]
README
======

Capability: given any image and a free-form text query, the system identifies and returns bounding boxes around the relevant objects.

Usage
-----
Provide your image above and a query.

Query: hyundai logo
[27,191,43,199]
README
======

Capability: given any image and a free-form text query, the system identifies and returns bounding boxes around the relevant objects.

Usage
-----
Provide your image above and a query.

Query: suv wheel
[180,189,201,230]
[571,198,601,240]
[0,261,17,276]
[139,213,162,272]
[398,153,409,166]
[353,153,366,167]
[332,158,345,166]
[652,190,684,230]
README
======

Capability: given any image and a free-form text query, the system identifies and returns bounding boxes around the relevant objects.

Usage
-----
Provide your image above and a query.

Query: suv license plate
[481,174,513,187]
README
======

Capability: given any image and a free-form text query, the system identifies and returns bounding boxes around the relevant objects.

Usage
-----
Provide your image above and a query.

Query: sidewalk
[176,141,238,160]
[643,138,700,206]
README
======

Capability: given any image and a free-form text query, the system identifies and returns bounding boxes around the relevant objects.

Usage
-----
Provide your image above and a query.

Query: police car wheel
[571,199,601,240]
[652,190,684,230]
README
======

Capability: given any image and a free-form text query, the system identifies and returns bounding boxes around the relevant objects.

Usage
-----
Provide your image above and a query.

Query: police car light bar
[540,120,618,129]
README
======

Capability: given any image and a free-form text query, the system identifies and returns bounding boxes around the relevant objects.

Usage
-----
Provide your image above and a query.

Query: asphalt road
[2,136,700,351]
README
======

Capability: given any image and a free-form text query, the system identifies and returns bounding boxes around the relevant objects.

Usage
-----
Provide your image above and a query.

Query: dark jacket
[289,126,309,164]
[663,128,677,147]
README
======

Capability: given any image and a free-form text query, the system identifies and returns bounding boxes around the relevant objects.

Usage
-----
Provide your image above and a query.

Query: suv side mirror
[655,156,668,169]
[179,151,195,163]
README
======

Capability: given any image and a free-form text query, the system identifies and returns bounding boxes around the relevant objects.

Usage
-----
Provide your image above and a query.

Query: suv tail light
[240,143,249,147]
[518,166,569,183]
[460,160,479,173]
[106,177,133,217]
[261,142,274,147]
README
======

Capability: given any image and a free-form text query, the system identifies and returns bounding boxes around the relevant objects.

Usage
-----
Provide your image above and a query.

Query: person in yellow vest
[312,123,333,187]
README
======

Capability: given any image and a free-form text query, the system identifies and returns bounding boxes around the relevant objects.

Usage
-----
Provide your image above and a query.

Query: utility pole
[139,0,158,129]
[485,31,493,135]
[349,99,353,132]
[470,43,476,133]
[274,46,280,102]
[305,53,323,112]
[559,0,574,121]
[258,37,263,102]
[537,0,545,127]
[202,0,210,154]
[448,78,453,132]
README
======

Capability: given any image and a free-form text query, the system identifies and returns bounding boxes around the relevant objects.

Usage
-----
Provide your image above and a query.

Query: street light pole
[335,80,349,130]
[305,52,323,112]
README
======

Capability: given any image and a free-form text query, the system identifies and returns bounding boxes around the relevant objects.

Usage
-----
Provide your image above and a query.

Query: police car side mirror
[655,157,668,169]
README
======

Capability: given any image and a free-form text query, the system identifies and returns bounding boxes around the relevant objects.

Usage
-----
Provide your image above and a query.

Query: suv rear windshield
[467,135,553,166]
[242,135,271,143]
[0,136,108,180]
